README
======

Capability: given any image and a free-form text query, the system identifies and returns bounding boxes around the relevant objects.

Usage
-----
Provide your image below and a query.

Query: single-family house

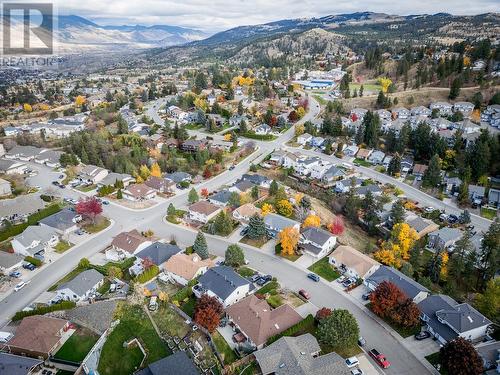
[365,265,429,303]
[180,139,206,153]
[382,155,393,168]
[56,269,105,302]
[344,145,359,157]
[368,150,385,165]
[335,177,363,193]
[412,163,428,179]
[401,156,414,173]
[229,180,255,194]
[393,107,410,120]
[320,165,346,184]
[144,176,176,194]
[418,295,492,345]
[188,201,221,223]
[428,227,462,251]
[98,172,134,188]
[0,353,43,374]
[0,195,45,224]
[79,165,109,184]
[0,159,27,175]
[355,148,373,160]
[329,245,380,280]
[299,227,336,259]
[11,225,58,257]
[311,136,325,148]
[282,152,300,169]
[229,115,248,127]
[193,266,253,307]
[406,215,439,239]
[354,184,382,197]
[264,214,300,237]
[208,190,233,207]
[469,184,486,205]
[295,156,321,176]
[444,176,462,195]
[241,174,271,189]
[453,101,475,116]
[107,229,151,261]
[6,145,43,161]
[164,171,192,184]
[411,106,432,117]
[476,341,500,374]
[375,109,392,121]
[297,133,313,145]
[39,208,80,236]
[0,251,24,274]
[254,333,351,375]
[488,188,500,207]
[233,203,261,223]
[430,102,453,116]
[0,178,12,197]
[136,242,183,270]
[163,253,214,286]
[6,316,70,359]
[122,183,157,201]
[34,150,63,168]
[255,124,272,135]
[135,351,200,375]
[225,295,303,349]
[350,108,368,122]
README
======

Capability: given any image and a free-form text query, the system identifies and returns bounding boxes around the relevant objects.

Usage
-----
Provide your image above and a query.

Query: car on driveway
[337,275,346,283]
[414,331,431,340]
[249,274,261,283]
[369,348,391,368]
[298,289,310,300]
[9,271,21,278]
[424,206,434,213]
[345,356,359,368]
[362,292,371,300]
[22,263,36,271]
[307,273,320,282]
[358,336,366,346]
[342,278,356,288]
[14,281,30,292]
[256,275,272,286]
[240,226,249,236]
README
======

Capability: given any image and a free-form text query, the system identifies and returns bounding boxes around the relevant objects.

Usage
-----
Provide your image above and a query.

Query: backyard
[212,331,238,365]
[307,257,340,282]
[54,328,99,362]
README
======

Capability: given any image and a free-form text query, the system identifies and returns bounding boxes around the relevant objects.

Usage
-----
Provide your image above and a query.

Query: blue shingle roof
[198,266,250,300]
[136,242,182,265]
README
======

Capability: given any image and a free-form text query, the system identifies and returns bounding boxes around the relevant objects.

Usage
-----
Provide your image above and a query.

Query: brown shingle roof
[9,316,68,355]
[123,183,155,198]
[111,230,149,253]
[233,203,261,219]
[163,253,214,281]
[329,245,380,279]
[188,201,220,215]
[144,176,175,191]
[226,295,302,347]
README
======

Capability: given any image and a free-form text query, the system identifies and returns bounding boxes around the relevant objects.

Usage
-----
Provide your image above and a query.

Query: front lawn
[237,266,255,278]
[212,331,237,365]
[481,207,497,220]
[166,209,186,224]
[54,241,73,254]
[267,294,284,308]
[82,217,111,233]
[307,257,340,282]
[239,235,268,248]
[98,304,169,375]
[77,184,96,192]
[54,330,99,362]
[353,158,372,167]
[256,281,279,295]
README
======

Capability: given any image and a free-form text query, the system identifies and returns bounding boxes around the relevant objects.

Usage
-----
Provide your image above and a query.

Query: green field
[54,331,99,362]
[307,257,340,282]
[349,83,381,93]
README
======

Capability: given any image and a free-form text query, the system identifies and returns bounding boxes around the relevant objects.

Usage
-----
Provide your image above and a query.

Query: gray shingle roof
[254,333,350,375]
[241,174,269,185]
[135,351,200,375]
[264,214,299,232]
[198,266,250,300]
[0,353,43,375]
[301,227,334,247]
[418,295,459,342]
[14,225,57,247]
[0,251,24,269]
[58,269,104,296]
[39,208,78,231]
[0,194,45,218]
[431,227,462,243]
[209,190,232,204]
[436,303,492,334]
[366,265,429,299]
[136,242,182,265]
[0,159,25,172]
[164,171,192,183]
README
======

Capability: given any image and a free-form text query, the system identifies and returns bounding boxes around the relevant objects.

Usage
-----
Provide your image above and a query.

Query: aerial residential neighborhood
[0,3,499,375]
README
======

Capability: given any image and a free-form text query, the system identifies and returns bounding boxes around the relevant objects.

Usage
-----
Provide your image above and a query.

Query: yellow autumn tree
[75,95,86,106]
[261,203,274,216]
[373,248,397,267]
[296,107,306,119]
[194,97,209,112]
[39,103,50,111]
[378,77,393,93]
[303,214,321,228]
[294,192,304,205]
[463,56,471,67]
[278,227,300,256]
[240,192,252,205]
[391,223,418,261]
[139,165,151,180]
[276,199,293,217]
[295,123,305,136]
[224,133,232,141]
[440,251,449,281]
[23,103,32,112]
[150,162,162,177]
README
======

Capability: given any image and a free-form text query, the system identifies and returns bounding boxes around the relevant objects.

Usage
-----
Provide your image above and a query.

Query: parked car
[362,292,371,301]
[342,278,356,288]
[345,356,359,368]
[240,226,249,236]
[75,229,84,235]
[229,165,235,170]
[9,271,21,278]
[256,275,272,286]
[22,263,36,271]
[148,296,158,311]
[52,181,59,186]
[250,274,261,283]
[358,336,366,346]
[337,275,346,284]
[414,331,431,340]
[102,200,110,205]
[14,281,30,292]
[439,213,449,221]
[307,273,320,282]
[424,206,434,213]
[369,348,391,368]
[298,289,310,300]
[351,369,364,375]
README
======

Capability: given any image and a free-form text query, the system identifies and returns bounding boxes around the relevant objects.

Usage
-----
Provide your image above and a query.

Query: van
[109,283,116,293]
[149,296,158,311]
[0,331,13,343]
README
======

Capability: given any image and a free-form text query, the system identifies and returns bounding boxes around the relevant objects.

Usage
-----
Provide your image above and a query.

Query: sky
[52,0,499,33]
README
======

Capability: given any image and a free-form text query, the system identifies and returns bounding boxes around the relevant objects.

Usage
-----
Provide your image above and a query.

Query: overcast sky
[53,0,499,32]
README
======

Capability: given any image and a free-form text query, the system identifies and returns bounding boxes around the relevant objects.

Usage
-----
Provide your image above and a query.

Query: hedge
[134,265,159,284]
[240,132,276,141]
[266,314,315,345]
[0,204,62,242]
[12,301,76,321]
[24,256,42,267]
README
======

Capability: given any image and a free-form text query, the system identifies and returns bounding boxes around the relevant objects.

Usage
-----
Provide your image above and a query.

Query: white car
[14,280,30,292]
[337,275,346,284]
[424,206,434,213]
[351,369,364,375]
[345,356,359,368]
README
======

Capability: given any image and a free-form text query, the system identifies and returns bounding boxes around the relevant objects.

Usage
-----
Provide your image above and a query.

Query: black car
[448,214,459,223]
[256,275,272,286]
[240,226,249,236]
[414,331,431,340]
[23,263,36,271]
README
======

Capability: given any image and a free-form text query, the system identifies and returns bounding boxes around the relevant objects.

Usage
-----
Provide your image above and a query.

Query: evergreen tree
[345,178,360,222]
[390,200,405,225]
[269,180,279,196]
[188,188,199,204]
[225,244,245,267]
[193,231,209,259]
[362,191,382,234]
[459,209,471,224]
[423,154,441,187]
[248,214,266,239]
[479,219,500,285]
[237,100,244,115]
[448,77,462,100]
[214,211,233,236]
[116,189,123,199]
[167,203,176,217]
[457,182,470,206]
[363,111,381,148]
[387,153,401,176]
[251,185,259,200]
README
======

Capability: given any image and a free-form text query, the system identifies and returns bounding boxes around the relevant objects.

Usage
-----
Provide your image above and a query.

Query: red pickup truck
[369,348,391,369]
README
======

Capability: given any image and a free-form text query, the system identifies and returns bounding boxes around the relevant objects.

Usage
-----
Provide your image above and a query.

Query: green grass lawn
[212,331,238,365]
[237,266,255,278]
[256,281,279,295]
[54,331,99,362]
[54,241,73,254]
[77,184,96,192]
[97,280,111,295]
[98,304,169,375]
[83,217,111,233]
[267,294,284,308]
[307,257,340,282]
[152,305,190,338]
[425,352,447,374]
[180,296,196,318]
[349,83,381,92]
[184,123,204,130]
[353,158,373,167]
[239,235,268,248]
[481,207,497,220]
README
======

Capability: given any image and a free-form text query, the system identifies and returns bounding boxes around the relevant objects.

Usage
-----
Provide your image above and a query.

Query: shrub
[12,301,76,321]
[24,256,42,267]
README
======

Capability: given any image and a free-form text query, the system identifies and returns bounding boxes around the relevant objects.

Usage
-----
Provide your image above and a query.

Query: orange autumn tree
[374,223,418,268]
[278,226,300,256]
[303,214,321,228]
[75,95,86,106]
[150,162,162,177]
[261,203,274,216]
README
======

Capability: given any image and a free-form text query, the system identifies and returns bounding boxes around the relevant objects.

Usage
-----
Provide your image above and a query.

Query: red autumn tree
[351,113,358,122]
[329,216,345,236]
[201,188,209,198]
[142,257,154,270]
[315,307,333,322]
[369,281,406,319]
[288,110,298,122]
[76,197,102,224]
[203,167,212,179]
[392,298,420,328]
[440,337,483,375]
[194,295,223,332]
[299,98,309,110]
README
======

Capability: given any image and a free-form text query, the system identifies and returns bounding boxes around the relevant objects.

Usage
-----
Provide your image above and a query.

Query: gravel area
[63,300,118,334]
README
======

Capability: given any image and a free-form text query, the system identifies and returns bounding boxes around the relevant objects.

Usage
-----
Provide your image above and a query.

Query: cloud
[52,0,499,32]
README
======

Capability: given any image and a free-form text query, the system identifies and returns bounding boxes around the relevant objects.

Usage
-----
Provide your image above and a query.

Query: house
[350,108,368,122]
[430,102,453,116]
[11,225,58,257]
[6,145,43,161]
[393,107,410,120]
[98,172,134,188]
[335,177,363,193]
[255,124,272,135]
[208,190,233,207]
[79,165,109,184]
[264,214,300,237]
[282,152,300,169]
[375,109,392,121]
[241,174,271,188]
[428,227,462,251]
[180,139,206,153]
[365,265,429,303]
[344,145,359,157]
[163,253,214,286]
[382,155,393,168]
[144,176,176,194]
[412,163,428,179]
[188,201,221,223]
[418,295,492,345]
[34,150,63,168]
[229,115,248,127]
[269,150,287,165]
[107,229,151,260]
[0,251,24,274]
[0,159,27,174]
[56,269,105,302]
[411,106,432,117]
[297,133,313,145]
[3,127,19,136]
[299,226,336,259]
[320,165,346,184]
[469,184,486,204]
[443,176,462,195]
[295,156,321,176]
[329,245,380,280]
[225,295,303,349]
[254,333,351,375]
[488,188,500,207]
[355,148,373,160]
[229,180,255,194]
[0,178,12,196]
[0,353,43,375]
[6,316,70,359]
[39,208,80,235]
[354,184,382,197]
[136,242,182,270]
[406,215,439,239]
[122,183,157,201]
[401,156,414,173]
[368,150,385,165]
[453,101,475,115]
[0,194,45,224]
[233,203,261,223]
[193,266,253,307]
[476,341,500,374]
[135,351,200,375]
[311,136,325,148]
[164,171,192,184]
